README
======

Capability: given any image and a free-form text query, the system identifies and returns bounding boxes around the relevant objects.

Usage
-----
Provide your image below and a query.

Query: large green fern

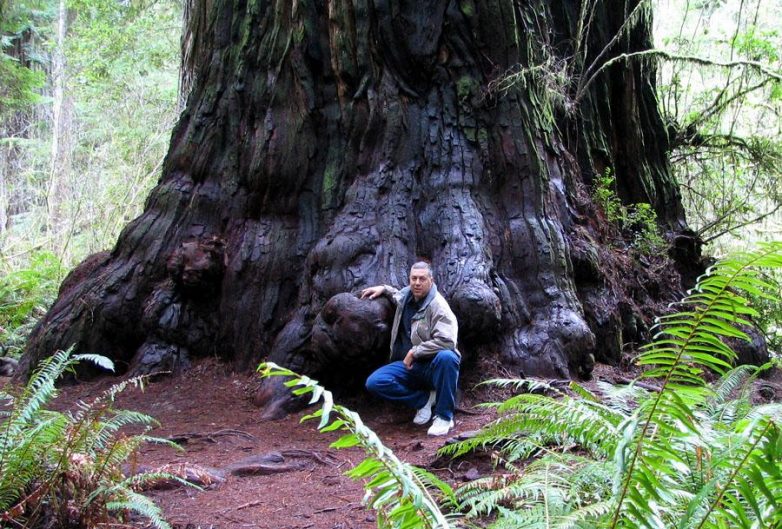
[446,241,782,529]
[0,348,182,528]
[614,242,782,529]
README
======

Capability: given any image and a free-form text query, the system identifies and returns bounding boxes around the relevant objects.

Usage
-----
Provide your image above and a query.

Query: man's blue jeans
[365,350,460,421]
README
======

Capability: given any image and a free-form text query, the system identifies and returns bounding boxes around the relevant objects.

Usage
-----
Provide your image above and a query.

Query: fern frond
[411,465,460,510]
[72,354,115,373]
[104,488,171,529]
[745,403,782,424]
[610,243,782,529]
[96,374,148,406]
[594,382,650,416]
[77,410,158,455]
[711,365,756,404]
[441,378,650,472]
[551,499,615,529]
[459,473,561,518]
[478,377,564,395]
[260,362,455,528]
[99,470,197,497]
[676,419,782,529]
[2,348,72,441]
[486,494,613,529]
[0,350,171,528]
[457,452,613,524]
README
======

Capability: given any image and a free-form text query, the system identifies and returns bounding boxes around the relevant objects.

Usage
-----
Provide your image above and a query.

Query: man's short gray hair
[410,261,433,278]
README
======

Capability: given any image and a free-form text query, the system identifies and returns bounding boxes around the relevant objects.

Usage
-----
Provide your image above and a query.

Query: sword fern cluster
[0,349,181,528]
[446,241,782,529]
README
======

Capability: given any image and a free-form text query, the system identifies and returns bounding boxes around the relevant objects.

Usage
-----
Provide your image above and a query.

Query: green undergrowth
[0,251,63,357]
[0,348,188,528]
[592,169,666,255]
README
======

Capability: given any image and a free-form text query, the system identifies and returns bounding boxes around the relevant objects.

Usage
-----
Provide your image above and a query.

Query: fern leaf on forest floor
[259,362,457,529]
[0,349,185,529]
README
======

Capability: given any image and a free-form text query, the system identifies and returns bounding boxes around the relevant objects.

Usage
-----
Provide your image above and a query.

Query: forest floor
[9,357,782,529]
[45,357,512,529]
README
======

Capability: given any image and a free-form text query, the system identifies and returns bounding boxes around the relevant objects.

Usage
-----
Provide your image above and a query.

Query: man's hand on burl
[361,286,384,300]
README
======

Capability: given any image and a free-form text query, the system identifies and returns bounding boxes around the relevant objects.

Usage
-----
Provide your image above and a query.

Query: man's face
[409,268,433,300]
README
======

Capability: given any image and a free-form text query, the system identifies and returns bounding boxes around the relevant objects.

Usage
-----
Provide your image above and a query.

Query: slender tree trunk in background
[0,0,8,233]
[0,114,32,238]
[47,0,73,233]
[0,152,8,236]
[0,0,11,237]
[23,0,706,399]
[0,1,48,242]
[1,0,15,238]
[0,120,21,237]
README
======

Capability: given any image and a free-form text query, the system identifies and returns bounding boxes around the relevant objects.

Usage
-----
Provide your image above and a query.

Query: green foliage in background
[259,362,458,529]
[0,251,62,357]
[653,0,782,364]
[0,0,181,353]
[593,170,624,224]
[0,54,45,117]
[61,0,181,258]
[0,0,51,117]
[748,268,782,355]
[0,348,183,528]
[0,0,180,265]
[592,170,666,254]
[655,0,782,247]
[442,241,782,528]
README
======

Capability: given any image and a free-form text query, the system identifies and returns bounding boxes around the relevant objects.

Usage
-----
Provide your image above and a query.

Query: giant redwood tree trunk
[22,0,693,399]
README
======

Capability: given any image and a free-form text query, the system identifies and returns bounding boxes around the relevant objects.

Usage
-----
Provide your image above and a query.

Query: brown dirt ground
[44,358,504,529]
[15,358,782,529]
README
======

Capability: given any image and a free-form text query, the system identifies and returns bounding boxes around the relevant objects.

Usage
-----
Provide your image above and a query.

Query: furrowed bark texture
[23,0,691,392]
[178,0,213,108]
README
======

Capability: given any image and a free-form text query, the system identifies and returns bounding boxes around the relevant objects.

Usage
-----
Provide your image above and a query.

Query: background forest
[1,0,181,355]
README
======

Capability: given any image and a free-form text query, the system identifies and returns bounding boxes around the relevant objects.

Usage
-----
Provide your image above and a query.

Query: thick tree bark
[23,0,695,397]
[178,0,212,109]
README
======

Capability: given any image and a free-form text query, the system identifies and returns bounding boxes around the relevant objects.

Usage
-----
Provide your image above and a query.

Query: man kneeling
[362,262,460,436]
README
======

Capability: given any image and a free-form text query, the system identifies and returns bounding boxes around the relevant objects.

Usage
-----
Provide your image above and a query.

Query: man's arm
[360,285,398,300]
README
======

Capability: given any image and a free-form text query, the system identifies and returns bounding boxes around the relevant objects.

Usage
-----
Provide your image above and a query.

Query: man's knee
[366,367,393,393]
[366,371,381,393]
[433,349,460,368]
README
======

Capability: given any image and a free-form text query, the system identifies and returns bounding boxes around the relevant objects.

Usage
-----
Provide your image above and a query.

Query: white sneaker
[413,390,436,425]
[427,416,454,436]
